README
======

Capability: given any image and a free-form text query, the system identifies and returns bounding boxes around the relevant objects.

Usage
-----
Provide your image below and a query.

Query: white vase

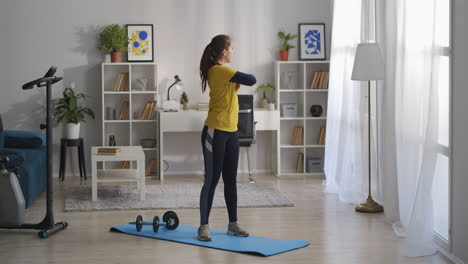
[262,99,269,109]
[268,103,275,111]
[65,123,80,139]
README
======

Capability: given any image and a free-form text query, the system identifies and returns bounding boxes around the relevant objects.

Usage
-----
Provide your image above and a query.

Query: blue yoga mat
[110,222,310,256]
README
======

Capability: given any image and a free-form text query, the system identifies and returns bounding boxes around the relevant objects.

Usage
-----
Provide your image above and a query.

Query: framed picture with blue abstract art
[298,23,326,60]
[127,24,154,62]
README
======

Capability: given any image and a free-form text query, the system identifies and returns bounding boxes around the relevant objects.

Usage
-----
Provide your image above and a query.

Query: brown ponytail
[199,35,231,93]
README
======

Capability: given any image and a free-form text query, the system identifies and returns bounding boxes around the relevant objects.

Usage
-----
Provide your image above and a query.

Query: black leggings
[199,125,240,225]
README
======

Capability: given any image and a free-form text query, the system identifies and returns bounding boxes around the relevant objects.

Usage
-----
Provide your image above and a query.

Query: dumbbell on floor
[129,211,179,232]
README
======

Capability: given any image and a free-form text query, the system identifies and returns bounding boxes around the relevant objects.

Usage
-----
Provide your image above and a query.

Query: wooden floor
[0,174,452,264]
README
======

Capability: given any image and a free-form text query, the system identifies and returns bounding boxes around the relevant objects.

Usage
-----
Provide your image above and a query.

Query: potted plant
[97,24,128,63]
[278,31,298,61]
[257,83,276,109]
[52,87,95,139]
[180,92,189,110]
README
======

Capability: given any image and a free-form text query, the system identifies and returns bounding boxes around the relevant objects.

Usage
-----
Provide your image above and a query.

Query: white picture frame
[127,24,154,62]
[299,23,326,60]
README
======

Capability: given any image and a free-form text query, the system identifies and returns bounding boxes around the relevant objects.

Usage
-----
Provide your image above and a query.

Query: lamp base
[162,100,180,112]
[355,195,384,213]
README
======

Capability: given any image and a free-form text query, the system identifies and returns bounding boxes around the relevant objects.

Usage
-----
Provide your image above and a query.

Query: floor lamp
[351,43,385,213]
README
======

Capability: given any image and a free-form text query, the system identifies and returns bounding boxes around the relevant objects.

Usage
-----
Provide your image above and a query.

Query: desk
[158,109,278,180]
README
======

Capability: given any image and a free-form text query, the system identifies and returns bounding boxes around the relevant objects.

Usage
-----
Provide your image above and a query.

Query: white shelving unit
[101,62,159,178]
[274,61,329,176]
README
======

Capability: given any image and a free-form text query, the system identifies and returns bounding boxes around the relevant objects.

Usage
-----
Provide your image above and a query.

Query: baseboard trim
[437,246,465,264]
[164,169,273,176]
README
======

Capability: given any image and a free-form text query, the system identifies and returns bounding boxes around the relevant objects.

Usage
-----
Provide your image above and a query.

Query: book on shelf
[97,147,121,155]
[291,127,303,145]
[113,72,129,92]
[118,161,130,169]
[139,100,157,120]
[318,127,326,145]
[197,102,209,111]
[296,152,303,173]
[119,101,129,120]
[309,72,329,89]
[145,159,157,176]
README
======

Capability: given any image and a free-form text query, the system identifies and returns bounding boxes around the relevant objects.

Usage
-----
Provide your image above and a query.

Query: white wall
[0,0,332,176]
[451,0,468,262]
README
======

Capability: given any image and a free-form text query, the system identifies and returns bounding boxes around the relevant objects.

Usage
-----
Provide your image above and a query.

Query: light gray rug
[64,183,294,212]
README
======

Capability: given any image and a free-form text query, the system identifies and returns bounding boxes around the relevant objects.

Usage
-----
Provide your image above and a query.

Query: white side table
[91,146,146,201]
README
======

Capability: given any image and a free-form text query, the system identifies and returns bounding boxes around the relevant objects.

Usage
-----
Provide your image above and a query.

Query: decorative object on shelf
[310,105,323,117]
[134,78,148,91]
[309,71,329,89]
[127,24,154,62]
[281,71,298,90]
[140,139,156,148]
[98,24,129,63]
[351,42,385,213]
[179,92,189,110]
[281,103,298,118]
[113,72,129,91]
[163,75,183,112]
[112,109,117,120]
[307,157,322,173]
[278,31,298,61]
[105,107,111,120]
[299,23,326,60]
[256,83,275,108]
[108,135,116,146]
[52,86,95,139]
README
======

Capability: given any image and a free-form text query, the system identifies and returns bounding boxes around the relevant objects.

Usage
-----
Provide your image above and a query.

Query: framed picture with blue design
[127,24,154,62]
[298,23,326,60]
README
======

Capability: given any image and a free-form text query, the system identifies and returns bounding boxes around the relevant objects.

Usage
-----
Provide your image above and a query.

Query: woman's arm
[230,71,257,86]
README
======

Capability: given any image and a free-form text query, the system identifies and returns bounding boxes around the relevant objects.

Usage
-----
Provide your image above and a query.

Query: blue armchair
[0,114,46,208]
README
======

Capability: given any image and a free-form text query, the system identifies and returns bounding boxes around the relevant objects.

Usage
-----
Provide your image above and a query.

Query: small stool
[59,138,86,181]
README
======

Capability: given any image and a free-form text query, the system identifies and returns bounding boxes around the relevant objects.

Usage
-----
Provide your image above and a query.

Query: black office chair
[238,95,257,183]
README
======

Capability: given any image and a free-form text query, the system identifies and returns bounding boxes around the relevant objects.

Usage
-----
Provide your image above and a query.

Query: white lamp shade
[351,43,385,81]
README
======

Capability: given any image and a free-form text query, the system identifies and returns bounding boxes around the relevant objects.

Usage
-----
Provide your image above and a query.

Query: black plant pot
[310,105,323,117]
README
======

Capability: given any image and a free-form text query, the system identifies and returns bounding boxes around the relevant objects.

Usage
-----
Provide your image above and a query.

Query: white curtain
[328,0,441,257]
[325,0,378,204]
[378,0,441,257]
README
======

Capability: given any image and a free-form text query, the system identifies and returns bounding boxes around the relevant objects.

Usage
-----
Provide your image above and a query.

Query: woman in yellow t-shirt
[197,35,256,241]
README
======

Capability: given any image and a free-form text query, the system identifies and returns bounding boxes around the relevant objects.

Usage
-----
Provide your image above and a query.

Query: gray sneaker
[227,221,249,237]
[198,224,212,241]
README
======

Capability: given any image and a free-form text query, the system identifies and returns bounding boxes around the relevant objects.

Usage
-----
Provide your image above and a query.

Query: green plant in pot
[52,87,95,139]
[278,31,298,61]
[257,83,276,109]
[180,92,189,110]
[98,24,128,63]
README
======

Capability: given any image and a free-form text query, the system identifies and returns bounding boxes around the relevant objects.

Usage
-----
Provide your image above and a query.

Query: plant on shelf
[278,31,298,61]
[97,24,128,63]
[179,92,189,110]
[52,87,95,139]
[257,83,276,110]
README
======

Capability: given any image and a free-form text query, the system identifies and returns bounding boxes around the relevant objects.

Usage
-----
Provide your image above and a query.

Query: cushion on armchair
[4,130,45,149]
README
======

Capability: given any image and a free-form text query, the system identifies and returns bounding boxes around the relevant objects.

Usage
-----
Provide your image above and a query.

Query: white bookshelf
[101,62,159,178]
[274,61,329,176]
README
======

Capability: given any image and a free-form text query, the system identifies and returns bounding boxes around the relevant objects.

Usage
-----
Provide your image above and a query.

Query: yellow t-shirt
[204,65,239,132]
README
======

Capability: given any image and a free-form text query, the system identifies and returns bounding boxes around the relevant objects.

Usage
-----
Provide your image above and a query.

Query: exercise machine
[0,66,68,238]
